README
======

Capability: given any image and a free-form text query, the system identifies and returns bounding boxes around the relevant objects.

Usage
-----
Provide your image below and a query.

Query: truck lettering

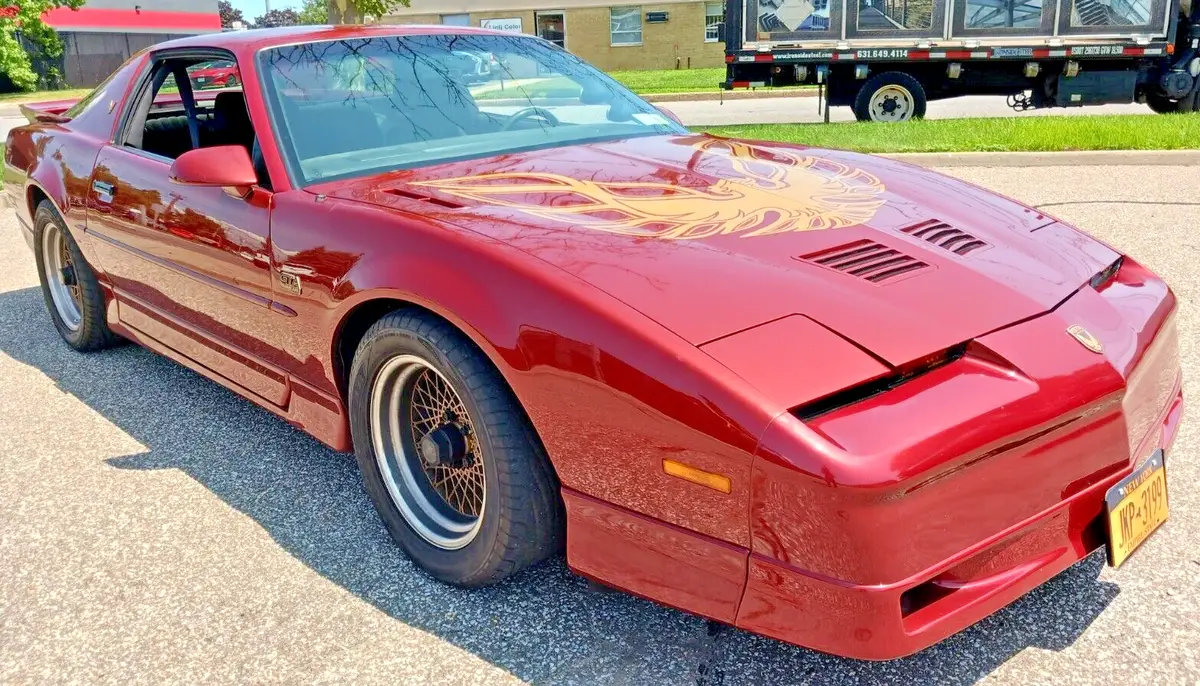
[1071,45,1126,56]
[993,47,1034,57]
[856,48,909,59]
[773,51,835,60]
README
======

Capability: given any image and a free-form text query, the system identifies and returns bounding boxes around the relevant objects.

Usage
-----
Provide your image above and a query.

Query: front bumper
[737,384,1182,660]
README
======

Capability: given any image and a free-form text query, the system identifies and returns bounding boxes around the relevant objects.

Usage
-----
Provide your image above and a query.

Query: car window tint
[259,34,686,184]
[130,57,259,172]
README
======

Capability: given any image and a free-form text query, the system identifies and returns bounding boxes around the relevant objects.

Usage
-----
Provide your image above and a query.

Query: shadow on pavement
[0,285,1121,685]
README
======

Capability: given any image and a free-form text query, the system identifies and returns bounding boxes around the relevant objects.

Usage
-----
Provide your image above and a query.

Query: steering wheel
[502,107,561,131]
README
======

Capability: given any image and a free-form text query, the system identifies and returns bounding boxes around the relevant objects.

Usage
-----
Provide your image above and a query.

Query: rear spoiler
[19,99,78,124]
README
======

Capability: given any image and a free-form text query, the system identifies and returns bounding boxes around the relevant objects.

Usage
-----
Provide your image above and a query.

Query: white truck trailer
[722,0,1200,119]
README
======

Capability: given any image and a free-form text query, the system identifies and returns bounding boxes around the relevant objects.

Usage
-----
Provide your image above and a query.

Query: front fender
[268,190,775,550]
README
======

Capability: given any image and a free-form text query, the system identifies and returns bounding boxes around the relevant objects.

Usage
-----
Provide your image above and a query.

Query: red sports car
[2,25,1180,660]
[188,59,240,89]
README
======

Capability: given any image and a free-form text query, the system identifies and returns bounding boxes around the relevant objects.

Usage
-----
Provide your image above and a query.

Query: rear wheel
[853,72,927,123]
[33,201,119,351]
[348,309,564,586]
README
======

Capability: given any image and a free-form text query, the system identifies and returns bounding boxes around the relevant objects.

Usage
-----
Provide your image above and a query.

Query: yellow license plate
[1105,450,1169,567]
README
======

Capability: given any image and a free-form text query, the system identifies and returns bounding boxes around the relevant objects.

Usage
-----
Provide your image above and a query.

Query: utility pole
[265,0,271,12]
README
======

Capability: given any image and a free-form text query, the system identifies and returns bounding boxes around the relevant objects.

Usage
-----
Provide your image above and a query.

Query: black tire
[1179,82,1200,112]
[853,71,928,123]
[32,201,119,351]
[348,309,564,587]
[1146,92,1184,114]
[226,75,239,88]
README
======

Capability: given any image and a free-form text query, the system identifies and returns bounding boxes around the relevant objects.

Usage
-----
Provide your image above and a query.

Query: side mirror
[170,145,258,196]
[655,104,684,126]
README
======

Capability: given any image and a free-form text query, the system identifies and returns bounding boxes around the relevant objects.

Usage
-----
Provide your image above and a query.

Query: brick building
[382,0,728,71]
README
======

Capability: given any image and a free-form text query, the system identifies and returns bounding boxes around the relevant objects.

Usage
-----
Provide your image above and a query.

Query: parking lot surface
[1,164,1198,685]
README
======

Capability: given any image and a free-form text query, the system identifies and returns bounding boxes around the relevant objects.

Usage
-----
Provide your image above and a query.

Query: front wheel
[853,72,928,123]
[348,310,564,586]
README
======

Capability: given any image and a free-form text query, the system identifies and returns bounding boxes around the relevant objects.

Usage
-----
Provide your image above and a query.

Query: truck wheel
[348,309,565,587]
[1146,92,1185,113]
[853,72,927,122]
[1181,83,1200,112]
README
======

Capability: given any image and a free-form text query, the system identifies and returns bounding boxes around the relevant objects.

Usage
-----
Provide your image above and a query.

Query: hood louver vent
[383,187,465,209]
[799,240,930,284]
[901,219,989,255]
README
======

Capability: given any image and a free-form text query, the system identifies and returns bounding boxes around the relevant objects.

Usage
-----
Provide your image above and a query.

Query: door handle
[92,180,115,204]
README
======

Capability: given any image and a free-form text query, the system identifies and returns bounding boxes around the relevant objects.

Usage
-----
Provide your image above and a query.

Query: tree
[0,0,84,91]
[298,0,328,24]
[252,8,301,28]
[327,0,409,24]
[218,0,246,29]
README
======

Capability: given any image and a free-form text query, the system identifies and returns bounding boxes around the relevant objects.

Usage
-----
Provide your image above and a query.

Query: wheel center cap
[419,424,470,468]
[881,96,898,113]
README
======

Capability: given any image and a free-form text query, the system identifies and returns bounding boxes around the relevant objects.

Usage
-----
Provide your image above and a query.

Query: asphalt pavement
[1,164,1198,685]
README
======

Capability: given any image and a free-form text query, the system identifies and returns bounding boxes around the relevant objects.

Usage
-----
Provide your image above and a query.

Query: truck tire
[1147,75,1200,113]
[1146,92,1186,113]
[853,72,927,122]
[1181,83,1200,112]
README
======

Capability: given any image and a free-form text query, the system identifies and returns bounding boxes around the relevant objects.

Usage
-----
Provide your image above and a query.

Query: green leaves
[298,0,329,25]
[1,0,85,91]
[327,0,410,23]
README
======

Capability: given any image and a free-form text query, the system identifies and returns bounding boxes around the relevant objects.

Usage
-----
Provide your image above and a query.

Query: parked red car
[188,59,240,89]
[2,25,1180,660]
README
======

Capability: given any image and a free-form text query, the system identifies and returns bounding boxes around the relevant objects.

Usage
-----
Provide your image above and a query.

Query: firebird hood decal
[410,138,886,240]
[327,135,1120,363]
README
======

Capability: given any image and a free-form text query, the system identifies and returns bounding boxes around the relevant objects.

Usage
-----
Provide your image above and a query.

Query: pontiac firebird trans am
[2,25,1181,660]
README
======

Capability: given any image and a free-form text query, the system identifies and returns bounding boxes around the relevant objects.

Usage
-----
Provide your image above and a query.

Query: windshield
[258,33,687,185]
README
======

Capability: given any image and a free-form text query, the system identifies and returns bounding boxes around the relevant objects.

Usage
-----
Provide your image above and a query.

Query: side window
[121,55,267,188]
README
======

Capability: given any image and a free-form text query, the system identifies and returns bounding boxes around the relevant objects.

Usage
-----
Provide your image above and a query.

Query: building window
[536,11,566,49]
[610,6,643,45]
[705,2,725,41]
[441,13,470,26]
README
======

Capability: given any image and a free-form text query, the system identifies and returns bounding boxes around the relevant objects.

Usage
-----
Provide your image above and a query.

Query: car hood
[323,134,1119,366]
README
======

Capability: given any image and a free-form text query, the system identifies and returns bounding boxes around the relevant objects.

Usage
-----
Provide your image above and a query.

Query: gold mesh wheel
[369,354,486,550]
[409,367,486,517]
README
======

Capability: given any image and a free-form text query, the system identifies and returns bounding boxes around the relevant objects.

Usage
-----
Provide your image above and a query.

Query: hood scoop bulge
[798,240,930,284]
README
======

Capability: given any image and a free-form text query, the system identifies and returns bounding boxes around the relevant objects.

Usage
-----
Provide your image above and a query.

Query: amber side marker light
[662,459,732,493]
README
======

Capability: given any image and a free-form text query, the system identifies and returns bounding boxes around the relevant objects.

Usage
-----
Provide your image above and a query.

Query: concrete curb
[882,149,1200,167]
[641,89,817,103]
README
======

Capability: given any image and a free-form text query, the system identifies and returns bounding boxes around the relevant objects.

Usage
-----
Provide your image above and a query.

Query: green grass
[471,77,582,101]
[697,114,1200,153]
[609,67,728,94]
[608,67,812,95]
[0,88,92,105]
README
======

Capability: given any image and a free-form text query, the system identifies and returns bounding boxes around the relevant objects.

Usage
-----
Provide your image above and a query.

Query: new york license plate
[1105,450,1169,567]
